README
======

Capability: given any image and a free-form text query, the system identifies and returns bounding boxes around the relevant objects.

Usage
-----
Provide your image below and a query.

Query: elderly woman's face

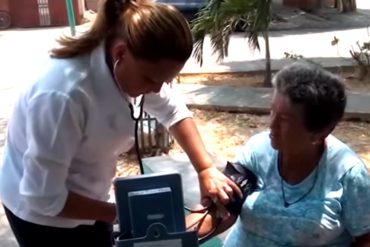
[269,91,314,155]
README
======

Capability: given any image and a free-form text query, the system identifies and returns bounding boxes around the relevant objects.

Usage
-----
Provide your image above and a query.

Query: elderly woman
[0,0,240,246]
[188,61,370,246]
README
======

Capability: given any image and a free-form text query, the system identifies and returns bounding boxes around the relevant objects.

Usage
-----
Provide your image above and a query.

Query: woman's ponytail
[50,0,122,58]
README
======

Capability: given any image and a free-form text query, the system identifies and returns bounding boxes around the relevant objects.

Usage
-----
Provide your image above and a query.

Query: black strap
[130,96,145,174]
[184,203,222,244]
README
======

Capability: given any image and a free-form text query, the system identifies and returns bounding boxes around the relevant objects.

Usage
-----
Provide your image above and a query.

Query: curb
[178,84,370,122]
[187,104,370,122]
[180,64,356,77]
[180,59,355,77]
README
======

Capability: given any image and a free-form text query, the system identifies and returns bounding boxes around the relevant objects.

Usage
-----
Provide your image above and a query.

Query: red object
[0,0,11,29]
[85,0,99,12]
[283,0,335,10]
[8,0,82,28]
[283,0,319,10]
[0,0,10,11]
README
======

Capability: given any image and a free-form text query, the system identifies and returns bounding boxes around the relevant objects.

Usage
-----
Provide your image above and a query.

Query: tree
[316,0,325,12]
[191,0,272,86]
[349,41,370,80]
[335,0,357,13]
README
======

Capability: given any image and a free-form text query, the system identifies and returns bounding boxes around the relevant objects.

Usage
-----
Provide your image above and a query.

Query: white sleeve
[20,92,84,217]
[143,83,192,129]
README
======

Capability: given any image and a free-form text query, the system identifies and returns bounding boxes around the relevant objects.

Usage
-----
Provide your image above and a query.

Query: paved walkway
[176,84,370,121]
[1,1,370,246]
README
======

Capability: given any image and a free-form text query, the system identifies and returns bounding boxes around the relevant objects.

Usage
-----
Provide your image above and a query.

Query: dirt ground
[117,108,370,177]
[0,71,368,177]
[175,69,370,93]
[116,71,370,177]
[177,71,370,166]
[170,109,370,166]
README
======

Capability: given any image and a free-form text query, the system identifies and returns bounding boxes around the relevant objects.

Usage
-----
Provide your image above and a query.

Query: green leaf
[190,0,271,65]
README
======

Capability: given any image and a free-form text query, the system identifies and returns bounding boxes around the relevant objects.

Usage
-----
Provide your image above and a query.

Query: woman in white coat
[0,0,240,246]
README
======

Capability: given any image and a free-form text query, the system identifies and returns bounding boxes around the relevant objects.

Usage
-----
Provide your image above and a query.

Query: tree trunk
[318,0,325,8]
[336,0,357,12]
[343,0,356,12]
[263,30,272,87]
[314,0,326,12]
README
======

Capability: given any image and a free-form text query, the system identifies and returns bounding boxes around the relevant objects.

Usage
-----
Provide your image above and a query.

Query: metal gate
[37,0,50,26]
[0,10,10,29]
[0,0,10,29]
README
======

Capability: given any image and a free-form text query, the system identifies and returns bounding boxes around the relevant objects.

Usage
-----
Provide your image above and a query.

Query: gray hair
[272,61,347,133]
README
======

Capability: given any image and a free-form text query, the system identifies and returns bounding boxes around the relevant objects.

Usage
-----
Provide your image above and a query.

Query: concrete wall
[86,0,99,11]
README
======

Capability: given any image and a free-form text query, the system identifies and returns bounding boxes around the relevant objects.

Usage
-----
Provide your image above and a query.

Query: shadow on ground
[0,206,17,247]
[269,4,370,33]
[220,57,354,74]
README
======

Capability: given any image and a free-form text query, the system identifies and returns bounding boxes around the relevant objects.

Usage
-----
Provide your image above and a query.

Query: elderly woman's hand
[198,166,242,217]
[186,198,238,240]
[169,118,242,215]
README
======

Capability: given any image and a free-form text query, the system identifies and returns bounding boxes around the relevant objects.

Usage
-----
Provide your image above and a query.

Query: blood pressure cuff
[223,161,257,215]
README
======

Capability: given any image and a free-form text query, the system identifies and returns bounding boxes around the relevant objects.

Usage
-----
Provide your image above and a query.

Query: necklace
[279,154,319,208]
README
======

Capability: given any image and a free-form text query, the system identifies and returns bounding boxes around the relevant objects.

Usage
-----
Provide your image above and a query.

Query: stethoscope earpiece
[128,97,144,121]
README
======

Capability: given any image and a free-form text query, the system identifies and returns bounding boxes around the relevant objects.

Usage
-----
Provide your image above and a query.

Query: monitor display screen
[114,172,186,239]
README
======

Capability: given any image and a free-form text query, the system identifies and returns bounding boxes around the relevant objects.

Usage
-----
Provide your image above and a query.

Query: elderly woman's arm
[353,233,370,247]
[341,164,370,247]
[185,200,237,238]
[170,117,242,205]
[144,84,242,206]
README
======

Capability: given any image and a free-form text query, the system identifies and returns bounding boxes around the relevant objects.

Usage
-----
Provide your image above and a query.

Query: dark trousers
[3,205,113,247]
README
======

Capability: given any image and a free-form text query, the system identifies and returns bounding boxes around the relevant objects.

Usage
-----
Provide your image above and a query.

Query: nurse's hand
[198,167,242,218]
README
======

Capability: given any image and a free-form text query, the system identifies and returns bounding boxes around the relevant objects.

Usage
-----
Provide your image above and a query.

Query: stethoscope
[113,59,215,244]
[113,59,146,174]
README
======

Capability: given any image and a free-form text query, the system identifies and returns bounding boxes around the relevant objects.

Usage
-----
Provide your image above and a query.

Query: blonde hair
[51,0,193,62]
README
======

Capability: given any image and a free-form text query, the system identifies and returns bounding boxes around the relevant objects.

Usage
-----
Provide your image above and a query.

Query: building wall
[282,0,334,10]
[0,0,10,11]
[86,0,99,11]
[9,0,83,28]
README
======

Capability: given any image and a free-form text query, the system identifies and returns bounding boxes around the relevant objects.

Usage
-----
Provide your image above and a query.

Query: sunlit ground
[170,110,370,170]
